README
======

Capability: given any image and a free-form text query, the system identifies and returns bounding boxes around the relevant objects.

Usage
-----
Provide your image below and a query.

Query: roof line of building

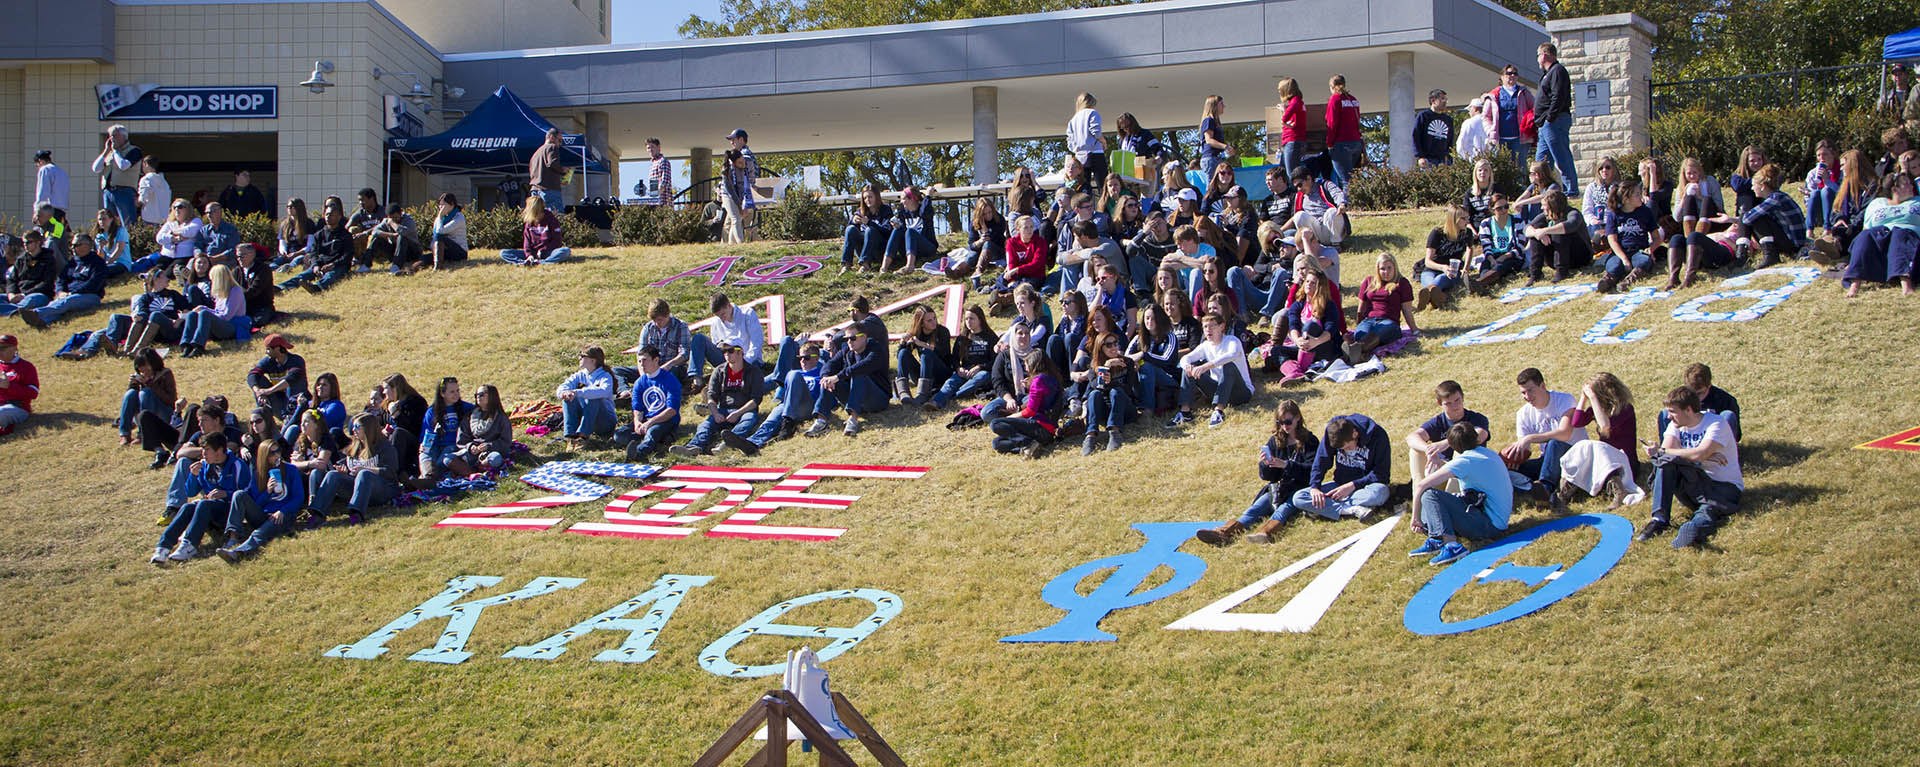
[111,0,442,59]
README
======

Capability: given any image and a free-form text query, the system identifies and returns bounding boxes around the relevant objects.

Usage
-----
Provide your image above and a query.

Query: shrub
[463,204,525,250]
[129,221,158,260]
[230,212,279,253]
[610,204,710,247]
[1649,106,1897,179]
[1345,149,1527,210]
[756,188,845,241]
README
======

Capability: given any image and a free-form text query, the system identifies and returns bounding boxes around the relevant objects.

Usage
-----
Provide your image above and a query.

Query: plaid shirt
[1741,191,1807,250]
[639,317,693,369]
[647,156,672,205]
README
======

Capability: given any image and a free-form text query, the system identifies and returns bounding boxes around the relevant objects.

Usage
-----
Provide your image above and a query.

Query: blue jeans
[161,497,229,550]
[0,293,51,317]
[1349,316,1403,347]
[1805,186,1837,231]
[692,411,761,448]
[226,492,296,553]
[0,404,26,430]
[1279,141,1302,180]
[1128,254,1156,294]
[81,313,136,357]
[620,420,679,456]
[119,388,164,437]
[1226,267,1292,320]
[1086,387,1134,429]
[1289,482,1390,521]
[1137,364,1178,412]
[311,470,396,514]
[763,336,801,393]
[886,227,936,263]
[1514,438,1573,489]
[561,397,616,438]
[841,223,889,267]
[278,268,350,292]
[1200,154,1224,185]
[1602,250,1654,280]
[23,293,101,325]
[103,186,139,230]
[818,376,888,417]
[1419,488,1505,540]
[500,247,571,265]
[1535,114,1577,193]
[1648,458,1742,529]
[1420,269,1462,293]
[536,189,566,212]
[1236,484,1298,526]
[1329,140,1365,188]
[180,310,235,346]
[1178,368,1252,409]
[1500,137,1532,171]
[931,369,991,407]
[896,346,951,384]
[686,333,765,380]
[752,369,817,441]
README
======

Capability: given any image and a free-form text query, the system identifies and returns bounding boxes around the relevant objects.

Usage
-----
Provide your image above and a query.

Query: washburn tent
[384,85,609,198]
[1885,26,1920,61]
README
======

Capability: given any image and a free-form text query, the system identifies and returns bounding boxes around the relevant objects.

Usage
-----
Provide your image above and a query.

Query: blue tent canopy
[385,86,610,176]
[1886,27,1920,61]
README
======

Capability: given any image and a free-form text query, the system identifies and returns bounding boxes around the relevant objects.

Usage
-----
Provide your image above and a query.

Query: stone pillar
[1545,14,1657,170]
[1387,51,1416,170]
[973,86,999,185]
[583,110,614,200]
[688,146,712,203]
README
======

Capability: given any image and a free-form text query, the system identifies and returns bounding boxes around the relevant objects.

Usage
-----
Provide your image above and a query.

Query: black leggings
[990,417,1054,453]
[1746,214,1792,255]
[1527,233,1592,277]
[139,410,180,452]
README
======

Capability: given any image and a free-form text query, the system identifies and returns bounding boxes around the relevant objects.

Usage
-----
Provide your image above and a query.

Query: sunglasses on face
[1278,418,1296,426]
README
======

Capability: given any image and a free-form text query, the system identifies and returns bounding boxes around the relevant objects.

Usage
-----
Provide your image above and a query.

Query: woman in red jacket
[1274,77,1307,179]
[500,197,572,266]
[989,215,1050,304]
[1325,74,1365,188]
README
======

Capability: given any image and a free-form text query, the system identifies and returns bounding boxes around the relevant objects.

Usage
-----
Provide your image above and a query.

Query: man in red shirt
[0,334,40,436]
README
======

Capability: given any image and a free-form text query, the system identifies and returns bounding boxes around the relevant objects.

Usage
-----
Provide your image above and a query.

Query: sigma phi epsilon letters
[1003,513,1633,642]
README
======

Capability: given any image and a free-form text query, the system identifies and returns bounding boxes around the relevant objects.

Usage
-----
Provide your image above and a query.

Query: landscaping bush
[230,212,279,253]
[129,221,158,260]
[462,203,526,250]
[1346,149,1527,210]
[756,188,845,241]
[611,204,710,247]
[1649,106,1897,178]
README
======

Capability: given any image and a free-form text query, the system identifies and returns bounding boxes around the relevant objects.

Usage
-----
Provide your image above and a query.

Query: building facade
[1,0,609,226]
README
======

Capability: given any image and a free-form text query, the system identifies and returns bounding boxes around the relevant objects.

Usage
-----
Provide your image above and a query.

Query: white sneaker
[150,546,168,565]
[168,540,197,561]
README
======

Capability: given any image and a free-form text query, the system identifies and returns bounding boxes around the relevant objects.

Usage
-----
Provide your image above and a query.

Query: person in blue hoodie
[151,431,252,565]
[557,346,616,449]
[882,185,937,274]
[1290,413,1394,521]
[19,233,107,328]
[216,439,306,562]
[1196,400,1321,546]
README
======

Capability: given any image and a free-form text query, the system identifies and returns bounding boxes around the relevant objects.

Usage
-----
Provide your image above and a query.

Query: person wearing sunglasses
[1197,400,1320,545]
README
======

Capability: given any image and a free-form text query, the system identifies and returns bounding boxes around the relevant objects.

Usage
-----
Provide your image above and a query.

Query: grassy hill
[2,209,1918,765]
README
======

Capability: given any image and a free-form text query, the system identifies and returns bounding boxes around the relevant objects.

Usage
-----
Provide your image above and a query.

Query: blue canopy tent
[384,85,610,204]
[1882,27,1920,110]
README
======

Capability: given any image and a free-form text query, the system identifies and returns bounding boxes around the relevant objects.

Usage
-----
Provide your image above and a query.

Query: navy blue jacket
[1309,413,1392,491]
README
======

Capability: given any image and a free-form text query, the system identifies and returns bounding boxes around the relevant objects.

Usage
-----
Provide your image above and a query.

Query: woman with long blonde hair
[175,263,246,357]
[1068,91,1107,189]
[1417,203,1478,309]
[1198,95,1232,180]
[500,194,571,266]
[1348,252,1419,362]
[308,411,399,526]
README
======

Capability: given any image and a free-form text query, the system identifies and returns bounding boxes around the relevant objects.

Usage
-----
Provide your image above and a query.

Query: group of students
[138,335,516,565]
[1195,362,1745,560]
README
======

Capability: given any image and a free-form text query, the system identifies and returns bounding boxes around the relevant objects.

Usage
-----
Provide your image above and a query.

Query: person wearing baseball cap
[248,334,309,419]
[671,340,767,457]
[557,345,616,448]
[0,334,39,436]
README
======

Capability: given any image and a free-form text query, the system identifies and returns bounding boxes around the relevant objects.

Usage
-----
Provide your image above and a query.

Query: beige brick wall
[1,69,24,227]
[1549,15,1657,173]
[4,2,454,231]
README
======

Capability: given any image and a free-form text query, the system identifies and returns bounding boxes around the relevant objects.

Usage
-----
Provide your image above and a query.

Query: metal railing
[1652,62,1895,116]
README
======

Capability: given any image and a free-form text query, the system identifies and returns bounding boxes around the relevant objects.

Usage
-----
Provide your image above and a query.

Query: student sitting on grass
[281,200,355,294]
[1291,413,1394,522]
[1555,372,1641,508]
[499,196,571,266]
[988,348,1064,459]
[1405,379,1491,520]
[457,385,513,471]
[553,346,616,449]
[985,215,1050,301]
[1346,253,1419,363]
[1170,311,1252,428]
[418,377,475,482]
[1637,386,1744,548]
[688,292,764,381]
[883,185,937,274]
[839,183,892,274]
[1196,400,1321,546]
[18,232,107,329]
[617,345,682,461]
[1513,160,1563,228]
[1416,203,1478,310]
[1737,164,1807,268]
[736,340,826,455]
[948,198,1008,281]
[151,431,251,564]
[1127,303,1183,416]
[981,320,1037,421]
[1664,166,1738,290]
[1079,331,1137,454]
[1274,266,1345,385]
[1598,178,1659,294]
[1473,194,1528,293]
[1656,362,1740,443]
[927,306,997,410]
[215,439,306,563]
[803,328,891,438]
[1843,172,1918,297]
[671,342,766,457]
[308,412,398,526]
[66,267,186,360]
[430,193,469,269]
[1500,367,1588,508]
[172,263,244,357]
[894,304,953,406]
[116,348,176,448]
[1407,422,1515,566]
[1124,209,1178,294]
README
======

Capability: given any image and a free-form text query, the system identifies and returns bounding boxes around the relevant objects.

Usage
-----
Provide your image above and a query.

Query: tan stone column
[1545,13,1657,169]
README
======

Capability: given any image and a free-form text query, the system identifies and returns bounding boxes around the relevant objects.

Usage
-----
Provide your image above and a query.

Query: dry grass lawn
[2,205,1918,765]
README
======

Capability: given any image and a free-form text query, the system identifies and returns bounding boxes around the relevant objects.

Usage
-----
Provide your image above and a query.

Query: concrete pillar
[688,146,712,203]
[584,110,613,200]
[1387,51,1416,171]
[972,86,999,185]
[1545,14,1658,171]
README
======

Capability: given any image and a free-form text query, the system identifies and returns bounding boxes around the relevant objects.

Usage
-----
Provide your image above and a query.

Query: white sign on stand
[1574,80,1612,118]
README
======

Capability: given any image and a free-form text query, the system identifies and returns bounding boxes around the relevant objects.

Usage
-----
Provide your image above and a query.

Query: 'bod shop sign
[98,85,277,120]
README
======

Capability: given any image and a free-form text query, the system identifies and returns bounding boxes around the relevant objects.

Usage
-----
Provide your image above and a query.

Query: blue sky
[612,0,725,44]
